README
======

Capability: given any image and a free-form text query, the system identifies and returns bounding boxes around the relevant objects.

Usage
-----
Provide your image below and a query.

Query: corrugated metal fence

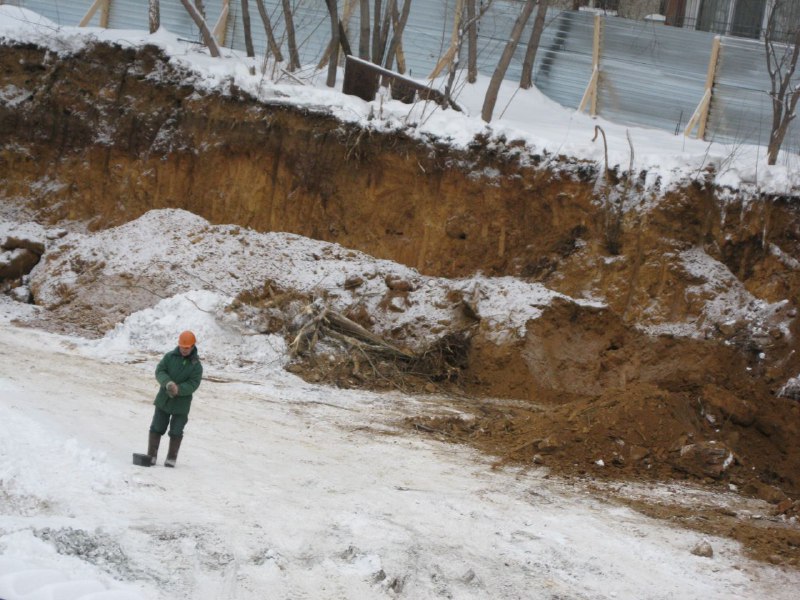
[4,0,796,149]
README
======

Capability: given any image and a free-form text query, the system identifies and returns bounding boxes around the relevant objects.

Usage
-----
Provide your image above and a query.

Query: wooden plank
[578,67,598,114]
[577,14,601,116]
[684,89,711,137]
[684,36,720,139]
[78,0,104,27]
[697,35,721,140]
[100,0,110,28]
[428,0,464,79]
[343,55,461,110]
[590,13,600,116]
[213,0,231,46]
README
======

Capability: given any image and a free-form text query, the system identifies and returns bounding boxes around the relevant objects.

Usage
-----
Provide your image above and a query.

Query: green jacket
[154,347,203,415]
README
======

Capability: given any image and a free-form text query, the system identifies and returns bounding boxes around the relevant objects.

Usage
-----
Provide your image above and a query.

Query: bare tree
[194,0,207,20]
[359,0,370,60]
[149,0,160,34]
[384,0,413,72]
[367,0,398,66]
[255,0,284,63]
[179,0,221,57]
[318,0,356,70]
[520,0,548,89]
[325,0,340,87]
[466,0,478,83]
[352,1,414,69]
[379,0,397,65]
[481,0,535,122]
[372,0,382,63]
[281,0,301,71]
[241,0,256,73]
[765,0,800,165]
[439,0,493,104]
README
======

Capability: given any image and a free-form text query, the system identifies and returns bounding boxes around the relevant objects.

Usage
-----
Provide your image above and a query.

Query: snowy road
[1,320,798,599]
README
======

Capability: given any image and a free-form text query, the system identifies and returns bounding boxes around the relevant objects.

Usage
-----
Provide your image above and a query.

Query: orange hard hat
[178,330,196,347]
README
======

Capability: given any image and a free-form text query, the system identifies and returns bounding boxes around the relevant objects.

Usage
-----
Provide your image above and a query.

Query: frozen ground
[1,297,800,600]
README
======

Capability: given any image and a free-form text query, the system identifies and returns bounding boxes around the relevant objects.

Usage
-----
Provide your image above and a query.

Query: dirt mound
[408,381,797,490]
[422,300,798,489]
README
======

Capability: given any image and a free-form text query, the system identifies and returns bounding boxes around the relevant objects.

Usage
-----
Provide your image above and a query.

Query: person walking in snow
[146,330,203,467]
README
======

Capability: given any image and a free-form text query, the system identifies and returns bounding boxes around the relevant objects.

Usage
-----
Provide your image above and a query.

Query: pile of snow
[0,557,144,599]
[82,290,288,378]
[0,221,47,248]
[30,209,589,347]
[679,247,790,341]
[779,374,800,400]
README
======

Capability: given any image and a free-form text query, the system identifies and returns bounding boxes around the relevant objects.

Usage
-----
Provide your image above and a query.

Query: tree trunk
[520,0,548,89]
[466,0,477,83]
[768,108,798,164]
[376,0,397,67]
[281,0,301,71]
[372,0,382,65]
[384,0,412,72]
[359,0,370,60]
[255,0,284,62]
[179,0,221,57]
[481,0,535,122]
[325,0,340,87]
[194,0,206,20]
[149,0,160,34]
[241,0,256,72]
[318,0,355,70]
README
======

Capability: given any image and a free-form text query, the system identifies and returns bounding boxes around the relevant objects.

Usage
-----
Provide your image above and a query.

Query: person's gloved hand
[166,381,178,397]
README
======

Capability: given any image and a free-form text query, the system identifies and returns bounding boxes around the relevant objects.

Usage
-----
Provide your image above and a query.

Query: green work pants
[149,406,188,438]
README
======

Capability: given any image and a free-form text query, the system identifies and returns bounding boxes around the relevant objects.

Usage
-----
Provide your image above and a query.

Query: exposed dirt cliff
[2,40,800,564]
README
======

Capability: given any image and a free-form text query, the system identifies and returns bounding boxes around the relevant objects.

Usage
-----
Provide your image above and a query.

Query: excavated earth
[2,41,800,566]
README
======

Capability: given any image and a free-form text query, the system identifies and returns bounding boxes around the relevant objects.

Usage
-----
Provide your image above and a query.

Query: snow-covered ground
[2,296,800,600]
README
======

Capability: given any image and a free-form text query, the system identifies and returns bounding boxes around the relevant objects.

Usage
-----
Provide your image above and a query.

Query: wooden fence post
[213,0,231,46]
[100,0,110,28]
[79,0,110,27]
[685,35,721,140]
[578,13,602,116]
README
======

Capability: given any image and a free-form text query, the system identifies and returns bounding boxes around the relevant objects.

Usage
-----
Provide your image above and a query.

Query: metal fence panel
[7,0,88,27]
[710,36,800,149]
[113,0,209,40]
[597,18,716,135]
[530,10,597,112]
[394,0,451,78]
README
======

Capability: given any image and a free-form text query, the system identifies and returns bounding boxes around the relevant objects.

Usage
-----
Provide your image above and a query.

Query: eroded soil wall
[2,43,798,308]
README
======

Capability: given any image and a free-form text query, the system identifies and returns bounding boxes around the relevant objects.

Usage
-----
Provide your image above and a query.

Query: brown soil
[2,40,800,567]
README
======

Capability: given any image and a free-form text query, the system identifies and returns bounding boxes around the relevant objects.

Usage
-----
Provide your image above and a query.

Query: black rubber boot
[147,432,162,466]
[165,435,183,468]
